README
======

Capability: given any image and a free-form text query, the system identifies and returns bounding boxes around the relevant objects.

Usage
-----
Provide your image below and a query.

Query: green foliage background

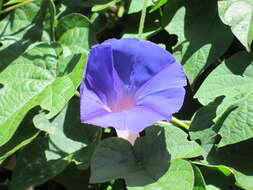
[0,0,253,189]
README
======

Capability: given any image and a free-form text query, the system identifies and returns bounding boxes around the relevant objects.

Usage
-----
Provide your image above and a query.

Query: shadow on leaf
[0,0,51,72]
[90,125,171,187]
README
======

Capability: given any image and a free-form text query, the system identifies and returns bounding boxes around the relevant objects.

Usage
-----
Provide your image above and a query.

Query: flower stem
[138,0,148,39]
[0,0,34,14]
[171,116,190,130]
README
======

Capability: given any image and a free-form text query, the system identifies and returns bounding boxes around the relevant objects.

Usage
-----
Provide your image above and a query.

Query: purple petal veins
[80,38,187,133]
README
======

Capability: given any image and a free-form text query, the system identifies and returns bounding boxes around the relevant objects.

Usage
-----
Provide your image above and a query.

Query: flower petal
[84,107,166,132]
[81,38,187,133]
[104,38,176,91]
[80,81,110,122]
[85,43,121,106]
[135,62,186,119]
[136,88,185,119]
[135,61,187,99]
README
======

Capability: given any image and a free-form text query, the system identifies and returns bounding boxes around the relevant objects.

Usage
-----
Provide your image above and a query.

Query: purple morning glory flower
[80,38,186,135]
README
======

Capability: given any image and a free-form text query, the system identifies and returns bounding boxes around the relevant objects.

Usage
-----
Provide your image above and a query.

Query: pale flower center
[111,95,135,113]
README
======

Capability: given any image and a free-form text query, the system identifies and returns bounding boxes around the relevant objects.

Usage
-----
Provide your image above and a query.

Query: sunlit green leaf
[162,0,233,83]
[128,159,194,190]
[127,0,153,14]
[218,0,253,51]
[56,13,96,54]
[34,98,101,168]
[149,0,167,13]
[0,0,54,72]
[195,51,253,147]
[0,43,85,146]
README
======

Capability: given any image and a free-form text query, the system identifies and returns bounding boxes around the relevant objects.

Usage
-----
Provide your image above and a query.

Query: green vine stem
[157,117,190,130]
[138,0,148,39]
[170,116,190,130]
[0,0,34,14]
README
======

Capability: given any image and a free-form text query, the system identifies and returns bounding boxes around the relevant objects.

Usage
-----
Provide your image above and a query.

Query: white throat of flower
[116,129,139,145]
